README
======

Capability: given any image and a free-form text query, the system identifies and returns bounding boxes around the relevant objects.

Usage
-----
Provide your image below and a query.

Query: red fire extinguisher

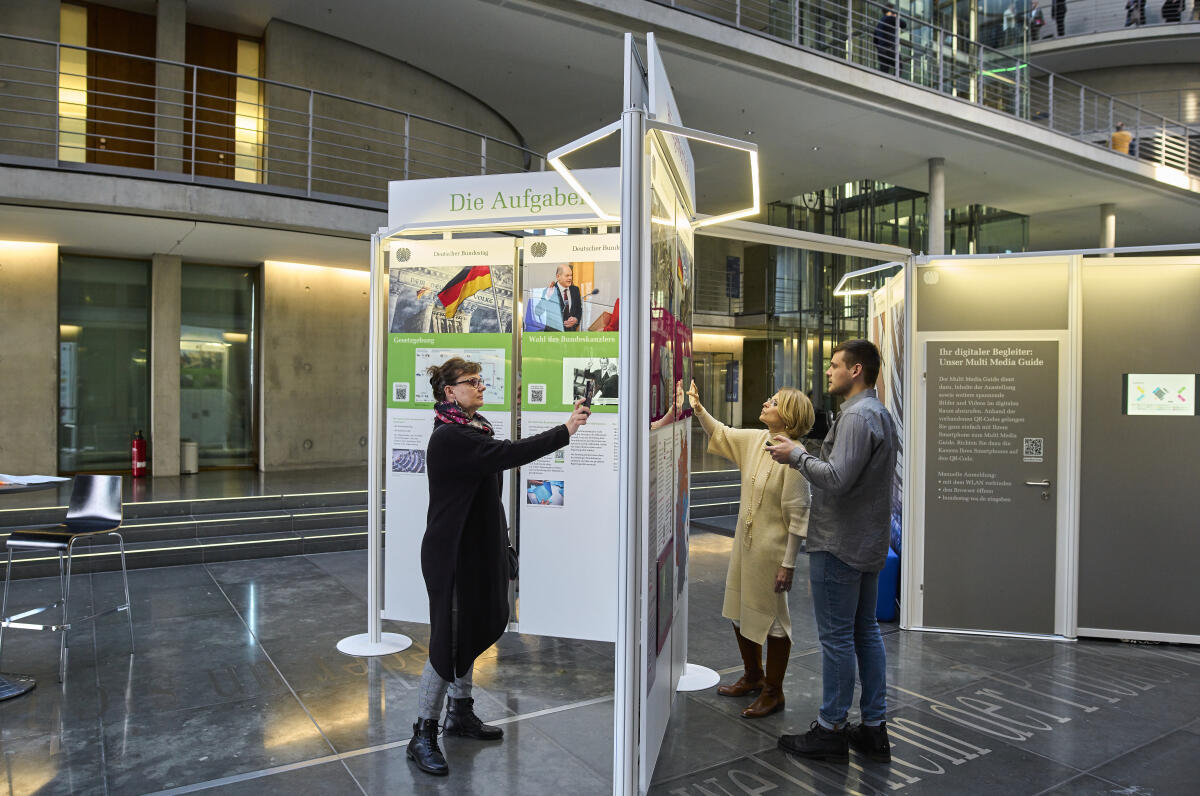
[131,430,148,478]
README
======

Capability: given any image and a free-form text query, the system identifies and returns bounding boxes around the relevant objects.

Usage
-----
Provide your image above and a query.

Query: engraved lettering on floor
[656,646,1196,794]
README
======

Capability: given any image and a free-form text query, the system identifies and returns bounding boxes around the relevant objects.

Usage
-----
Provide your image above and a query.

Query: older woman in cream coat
[688,380,813,718]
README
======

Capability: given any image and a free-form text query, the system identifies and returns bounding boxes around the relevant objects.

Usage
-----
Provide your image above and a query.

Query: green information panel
[521,331,619,414]
[386,332,513,411]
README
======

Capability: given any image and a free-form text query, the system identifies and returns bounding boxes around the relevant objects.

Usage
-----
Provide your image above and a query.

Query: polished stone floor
[1,528,1197,795]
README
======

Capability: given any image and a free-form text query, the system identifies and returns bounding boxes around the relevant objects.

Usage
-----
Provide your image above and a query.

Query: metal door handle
[1025,480,1051,487]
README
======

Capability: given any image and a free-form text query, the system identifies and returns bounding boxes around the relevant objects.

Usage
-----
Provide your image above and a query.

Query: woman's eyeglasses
[454,377,486,389]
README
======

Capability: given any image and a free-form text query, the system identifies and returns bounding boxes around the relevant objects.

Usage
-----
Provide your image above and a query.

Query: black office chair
[0,475,134,681]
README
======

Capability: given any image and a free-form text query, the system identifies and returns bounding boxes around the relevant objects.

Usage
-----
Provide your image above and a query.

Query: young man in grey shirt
[765,339,898,763]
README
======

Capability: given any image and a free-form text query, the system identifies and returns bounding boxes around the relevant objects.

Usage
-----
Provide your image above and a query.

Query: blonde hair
[775,387,814,440]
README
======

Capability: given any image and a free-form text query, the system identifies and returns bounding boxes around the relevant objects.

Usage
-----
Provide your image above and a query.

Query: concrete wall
[150,253,181,476]
[0,0,59,161]
[260,260,369,470]
[0,242,58,473]
[1058,65,1200,125]
[261,20,528,199]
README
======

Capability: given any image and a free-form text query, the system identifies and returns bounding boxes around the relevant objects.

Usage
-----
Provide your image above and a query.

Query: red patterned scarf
[434,401,494,436]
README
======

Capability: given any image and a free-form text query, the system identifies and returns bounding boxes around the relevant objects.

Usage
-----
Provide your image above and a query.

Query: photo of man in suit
[551,264,583,331]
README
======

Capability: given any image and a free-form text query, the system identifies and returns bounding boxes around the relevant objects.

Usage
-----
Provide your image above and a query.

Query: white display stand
[353,31,763,795]
[676,662,720,691]
[336,632,412,657]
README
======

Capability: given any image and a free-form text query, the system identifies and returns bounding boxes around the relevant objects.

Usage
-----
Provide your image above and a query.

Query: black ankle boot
[847,721,891,762]
[778,720,850,763]
[443,696,504,740]
[406,718,449,776]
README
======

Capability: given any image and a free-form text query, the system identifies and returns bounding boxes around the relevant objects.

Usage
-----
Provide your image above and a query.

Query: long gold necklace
[741,432,777,549]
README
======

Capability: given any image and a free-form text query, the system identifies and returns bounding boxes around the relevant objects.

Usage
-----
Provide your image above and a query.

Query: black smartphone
[583,380,596,407]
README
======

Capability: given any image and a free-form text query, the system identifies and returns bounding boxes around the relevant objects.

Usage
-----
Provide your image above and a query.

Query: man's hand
[774,566,794,593]
[564,317,578,329]
[686,379,700,409]
[766,434,798,463]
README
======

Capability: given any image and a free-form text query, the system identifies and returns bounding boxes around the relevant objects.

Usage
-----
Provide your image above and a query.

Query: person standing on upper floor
[1161,0,1182,22]
[873,4,907,76]
[1002,2,1019,46]
[1029,0,1046,39]
[1052,0,1067,36]
[1111,122,1133,155]
[1125,0,1147,26]
[764,340,898,765]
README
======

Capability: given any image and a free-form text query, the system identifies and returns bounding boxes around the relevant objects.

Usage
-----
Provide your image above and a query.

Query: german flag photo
[437,265,492,319]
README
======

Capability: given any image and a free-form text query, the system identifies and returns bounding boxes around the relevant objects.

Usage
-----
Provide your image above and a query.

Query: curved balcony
[649,0,1199,178]
[0,33,541,211]
[1027,0,1198,38]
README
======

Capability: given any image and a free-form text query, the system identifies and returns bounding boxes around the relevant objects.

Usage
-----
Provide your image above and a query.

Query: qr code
[1023,437,1044,458]
[528,384,547,405]
[392,382,409,402]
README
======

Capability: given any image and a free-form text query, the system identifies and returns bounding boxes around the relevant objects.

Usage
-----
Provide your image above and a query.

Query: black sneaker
[777,720,849,763]
[847,721,891,763]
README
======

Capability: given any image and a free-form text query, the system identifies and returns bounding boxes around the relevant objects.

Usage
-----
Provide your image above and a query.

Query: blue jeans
[809,551,887,727]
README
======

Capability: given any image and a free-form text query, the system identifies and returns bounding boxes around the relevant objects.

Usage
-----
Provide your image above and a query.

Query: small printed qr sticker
[1023,437,1044,461]
[528,384,547,405]
[393,383,409,402]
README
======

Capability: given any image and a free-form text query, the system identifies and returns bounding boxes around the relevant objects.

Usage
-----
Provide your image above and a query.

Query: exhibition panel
[517,233,622,641]
[906,256,1075,638]
[381,236,517,625]
[1077,257,1200,643]
[364,32,762,792]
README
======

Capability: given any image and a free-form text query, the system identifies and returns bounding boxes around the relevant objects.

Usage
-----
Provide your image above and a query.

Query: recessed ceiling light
[812,146,820,151]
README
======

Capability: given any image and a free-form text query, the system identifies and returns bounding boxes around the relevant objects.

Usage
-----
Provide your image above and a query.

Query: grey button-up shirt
[788,388,897,573]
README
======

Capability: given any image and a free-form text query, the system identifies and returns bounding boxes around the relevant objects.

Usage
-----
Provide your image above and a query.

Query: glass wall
[180,264,257,467]
[58,256,151,472]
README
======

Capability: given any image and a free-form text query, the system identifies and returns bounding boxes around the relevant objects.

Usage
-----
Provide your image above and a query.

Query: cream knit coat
[696,406,811,644]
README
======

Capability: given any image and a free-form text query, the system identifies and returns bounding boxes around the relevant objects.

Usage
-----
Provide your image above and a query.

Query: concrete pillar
[928,157,945,256]
[1100,203,1117,256]
[150,254,181,475]
[155,0,187,172]
[0,242,59,473]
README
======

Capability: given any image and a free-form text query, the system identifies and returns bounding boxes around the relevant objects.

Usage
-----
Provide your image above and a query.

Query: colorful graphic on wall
[1124,373,1196,416]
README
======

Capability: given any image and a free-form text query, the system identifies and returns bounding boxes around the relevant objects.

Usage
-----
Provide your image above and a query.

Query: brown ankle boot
[717,625,764,697]
[742,635,790,718]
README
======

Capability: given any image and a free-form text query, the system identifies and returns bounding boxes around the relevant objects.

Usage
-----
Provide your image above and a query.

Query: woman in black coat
[408,356,590,776]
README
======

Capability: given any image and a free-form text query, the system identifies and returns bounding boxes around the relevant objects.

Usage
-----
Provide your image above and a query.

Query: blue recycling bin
[876,547,900,622]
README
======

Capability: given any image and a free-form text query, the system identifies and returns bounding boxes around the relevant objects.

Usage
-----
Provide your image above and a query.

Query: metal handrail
[0,33,542,206]
[650,0,1198,179]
